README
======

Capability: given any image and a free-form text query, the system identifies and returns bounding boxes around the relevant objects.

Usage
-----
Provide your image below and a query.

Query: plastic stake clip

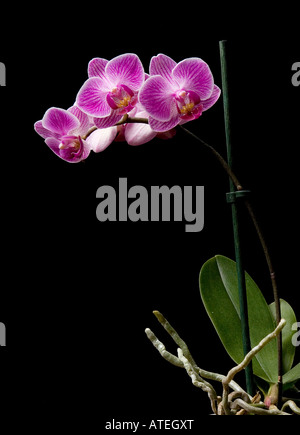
[226,190,251,204]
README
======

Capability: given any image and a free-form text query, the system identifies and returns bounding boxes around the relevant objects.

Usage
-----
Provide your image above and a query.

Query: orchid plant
[34,49,299,415]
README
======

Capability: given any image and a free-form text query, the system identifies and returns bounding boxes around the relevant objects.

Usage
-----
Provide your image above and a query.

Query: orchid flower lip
[106,84,135,111]
[59,135,81,150]
[175,89,202,117]
[58,135,85,159]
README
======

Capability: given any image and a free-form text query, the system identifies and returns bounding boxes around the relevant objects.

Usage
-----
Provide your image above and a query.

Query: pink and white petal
[125,122,157,146]
[76,138,91,162]
[42,107,80,136]
[150,54,177,84]
[139,75,176,122]
[88,57,108,78]
[67,105,91,135]
[172,58,214,100]
[93,110,123,129]
[86,126,118,152]
[44,137,61,157]
[34,120,61,140]
[130,104,149,121]
[202,85,221,111]
[106,53,144,91]
[148,111,180,132]
[76,77,112,117]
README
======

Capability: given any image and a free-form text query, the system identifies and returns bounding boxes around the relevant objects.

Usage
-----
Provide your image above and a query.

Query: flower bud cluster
[34,53,220,163]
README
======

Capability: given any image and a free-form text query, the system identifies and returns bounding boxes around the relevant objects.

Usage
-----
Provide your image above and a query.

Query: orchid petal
[76,77,111,117]
[42,107,80,136]
[172,58,214,100]
[78,137,91,160]
[148,111,180,132]
[125,122,157,146]
[139,75,176,122]
[105,53,144,91]
[150,54,177,84]
[202,85,221,111]
[68,105,91,135]
[34,120,60,140]
[88,57,108,78]
[44,137,61,156]
[86,126,118,152]
[93,110,123,129]
[130,102,149,119]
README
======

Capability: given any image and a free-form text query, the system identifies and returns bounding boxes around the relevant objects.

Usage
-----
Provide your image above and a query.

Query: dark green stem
[219,40,254,396]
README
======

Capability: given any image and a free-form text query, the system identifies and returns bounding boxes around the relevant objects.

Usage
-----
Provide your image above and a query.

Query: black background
[1,3,299,427]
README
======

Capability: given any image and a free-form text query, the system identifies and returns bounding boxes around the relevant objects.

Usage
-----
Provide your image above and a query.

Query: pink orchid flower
[34,106,92,163]
[34,106,119,162]
[139,54,221,132]
[76,53,145,129]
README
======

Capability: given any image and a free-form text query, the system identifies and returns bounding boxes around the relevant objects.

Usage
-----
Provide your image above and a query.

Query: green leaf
[269,299,297,374]
[283,362,300,389]
[199,255,278,383]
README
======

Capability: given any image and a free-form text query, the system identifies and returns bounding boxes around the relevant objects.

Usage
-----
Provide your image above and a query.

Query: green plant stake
[219,40,255,396]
